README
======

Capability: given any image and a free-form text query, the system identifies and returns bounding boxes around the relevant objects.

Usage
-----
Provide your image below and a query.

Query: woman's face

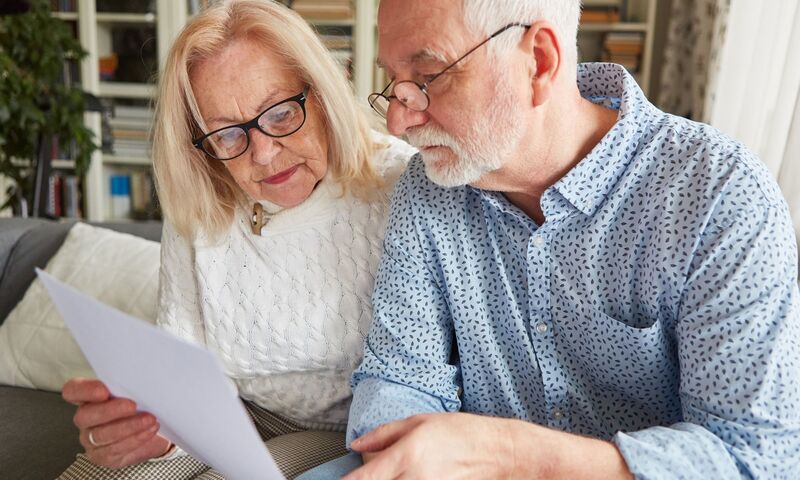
[190,37,329,208]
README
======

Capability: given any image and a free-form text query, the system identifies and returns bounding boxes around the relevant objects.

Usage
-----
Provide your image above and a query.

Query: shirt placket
[526,225,571,431]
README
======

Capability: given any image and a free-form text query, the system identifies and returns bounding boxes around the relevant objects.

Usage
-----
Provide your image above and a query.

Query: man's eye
[420,74,437,84]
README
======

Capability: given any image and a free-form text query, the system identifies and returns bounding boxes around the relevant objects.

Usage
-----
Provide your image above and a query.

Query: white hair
[462,0,581,65]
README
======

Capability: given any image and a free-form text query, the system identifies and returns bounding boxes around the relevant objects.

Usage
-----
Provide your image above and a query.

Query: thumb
[351,415,423,453]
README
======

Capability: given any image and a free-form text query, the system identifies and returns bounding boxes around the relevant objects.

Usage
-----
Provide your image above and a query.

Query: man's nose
[385,100,429,136]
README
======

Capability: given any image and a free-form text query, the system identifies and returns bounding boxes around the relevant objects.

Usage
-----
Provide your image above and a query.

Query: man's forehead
[376,2,471,69]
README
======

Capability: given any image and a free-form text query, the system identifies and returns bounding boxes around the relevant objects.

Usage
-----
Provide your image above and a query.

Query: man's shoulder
[645,113,783,210]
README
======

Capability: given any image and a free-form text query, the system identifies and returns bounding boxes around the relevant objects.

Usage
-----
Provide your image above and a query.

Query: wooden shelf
[104,155,152,166]
[99,82,156,99]
[579,22,649,33]
[95,12,156,24]
[304,17,355,26]
[52,12,79,21]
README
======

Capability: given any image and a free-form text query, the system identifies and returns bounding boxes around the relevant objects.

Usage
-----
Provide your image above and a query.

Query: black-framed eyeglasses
[192,87,309,161]
[368,23,530,118]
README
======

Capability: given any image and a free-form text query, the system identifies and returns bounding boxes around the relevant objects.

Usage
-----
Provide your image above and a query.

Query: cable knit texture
[157,133,416,430]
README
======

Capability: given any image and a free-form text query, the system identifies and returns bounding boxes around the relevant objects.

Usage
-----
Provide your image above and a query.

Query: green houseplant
[0,0,97,215]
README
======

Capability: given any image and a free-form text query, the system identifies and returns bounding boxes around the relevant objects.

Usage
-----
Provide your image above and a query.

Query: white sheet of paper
[37,269,285,480]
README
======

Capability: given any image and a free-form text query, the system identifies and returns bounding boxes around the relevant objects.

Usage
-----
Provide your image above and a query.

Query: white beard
[407,70,525,187]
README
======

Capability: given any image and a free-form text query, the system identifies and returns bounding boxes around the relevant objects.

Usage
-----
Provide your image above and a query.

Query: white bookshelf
[579,0,657,96]
[48,0,186,221]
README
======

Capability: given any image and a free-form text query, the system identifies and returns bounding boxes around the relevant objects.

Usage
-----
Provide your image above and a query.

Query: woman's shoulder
[369,130,419,185]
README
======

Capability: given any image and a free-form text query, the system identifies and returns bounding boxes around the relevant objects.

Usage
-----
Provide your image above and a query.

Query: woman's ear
[522,21,562,107]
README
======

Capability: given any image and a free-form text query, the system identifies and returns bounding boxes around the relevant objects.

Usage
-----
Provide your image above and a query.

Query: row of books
[106,105,153,159]
[602,32,643,73]
[109,171,160,221]
[50,0,76,12]
[581,0,627,23]
[46,174,81,219]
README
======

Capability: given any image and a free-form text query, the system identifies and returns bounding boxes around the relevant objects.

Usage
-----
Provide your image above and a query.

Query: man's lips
[260,165,300,184]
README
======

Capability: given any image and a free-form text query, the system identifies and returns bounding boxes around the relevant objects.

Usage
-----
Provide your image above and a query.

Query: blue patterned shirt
[348,63,800,479]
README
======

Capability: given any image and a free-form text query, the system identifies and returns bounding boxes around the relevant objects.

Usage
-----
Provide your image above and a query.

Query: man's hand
[345,412,518,479]
[346,412,634,480]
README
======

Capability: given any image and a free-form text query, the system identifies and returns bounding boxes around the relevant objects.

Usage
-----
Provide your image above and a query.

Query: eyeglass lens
[201,99,305,160]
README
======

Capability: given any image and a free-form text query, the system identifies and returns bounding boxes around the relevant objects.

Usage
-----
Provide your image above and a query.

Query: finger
[62,378,111,405]
[86,425,168,469]
[342,446,407,480]
[73,397,139,430]
[351,415,426,453]
[80,412,157,449]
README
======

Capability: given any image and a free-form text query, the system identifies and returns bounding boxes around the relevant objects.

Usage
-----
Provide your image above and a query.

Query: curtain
[705,0,800,240]
[657,0,731,120]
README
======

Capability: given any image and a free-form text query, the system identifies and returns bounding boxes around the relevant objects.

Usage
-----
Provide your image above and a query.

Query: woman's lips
[261,165,300,185]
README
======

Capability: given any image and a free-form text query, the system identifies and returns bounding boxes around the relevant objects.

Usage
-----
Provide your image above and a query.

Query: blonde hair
[153,0,378,239]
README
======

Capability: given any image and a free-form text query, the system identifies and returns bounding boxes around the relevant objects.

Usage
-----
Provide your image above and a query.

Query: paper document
[37,269,285,480]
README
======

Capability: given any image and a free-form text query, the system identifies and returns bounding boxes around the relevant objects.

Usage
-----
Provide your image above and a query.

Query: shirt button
[533,235,546,247]
[535,322,548,334]
[553,409,564,420]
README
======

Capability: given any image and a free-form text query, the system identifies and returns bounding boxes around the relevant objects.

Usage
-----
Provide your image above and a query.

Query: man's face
[377,0,526,187]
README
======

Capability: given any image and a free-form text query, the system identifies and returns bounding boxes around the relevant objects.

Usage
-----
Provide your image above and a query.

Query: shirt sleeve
[614,186,800,478]
[347,166,461,447]
[155,221,206,346]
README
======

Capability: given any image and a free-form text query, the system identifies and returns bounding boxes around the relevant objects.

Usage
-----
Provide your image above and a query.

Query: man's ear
[521,21,562,107]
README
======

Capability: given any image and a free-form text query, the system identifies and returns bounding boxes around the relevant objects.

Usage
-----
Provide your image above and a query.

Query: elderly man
[298,1,800,479]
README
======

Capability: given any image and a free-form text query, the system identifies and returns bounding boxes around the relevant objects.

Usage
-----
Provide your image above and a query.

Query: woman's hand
[62,378,173,469]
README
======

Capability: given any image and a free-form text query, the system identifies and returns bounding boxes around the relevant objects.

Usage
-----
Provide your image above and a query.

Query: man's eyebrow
[411,48,449,65]
[376,47,450,70]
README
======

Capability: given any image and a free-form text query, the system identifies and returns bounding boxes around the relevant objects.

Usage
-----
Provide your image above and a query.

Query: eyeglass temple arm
[426,23,531,88]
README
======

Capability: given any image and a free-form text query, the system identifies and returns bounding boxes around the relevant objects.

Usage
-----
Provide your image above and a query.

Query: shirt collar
[549,63,661,218]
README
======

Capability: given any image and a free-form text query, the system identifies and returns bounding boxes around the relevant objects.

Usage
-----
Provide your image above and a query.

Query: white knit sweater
[156,133,416,430]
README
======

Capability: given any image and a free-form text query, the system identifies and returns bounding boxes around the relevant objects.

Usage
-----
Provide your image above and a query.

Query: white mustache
[407,127,463,154]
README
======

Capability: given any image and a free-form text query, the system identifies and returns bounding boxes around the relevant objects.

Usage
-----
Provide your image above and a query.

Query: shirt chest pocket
[575,308,676,393]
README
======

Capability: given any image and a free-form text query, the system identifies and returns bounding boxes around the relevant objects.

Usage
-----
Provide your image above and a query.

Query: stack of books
[109,105,152,159]
[290,0,353,20]
[602,32,643,73]
[581,6,621,24]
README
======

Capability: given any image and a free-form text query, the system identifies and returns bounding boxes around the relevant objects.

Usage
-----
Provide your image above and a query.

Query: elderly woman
[58,1,415,479]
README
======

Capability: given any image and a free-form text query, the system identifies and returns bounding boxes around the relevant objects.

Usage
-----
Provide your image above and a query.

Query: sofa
[0,217,163,480]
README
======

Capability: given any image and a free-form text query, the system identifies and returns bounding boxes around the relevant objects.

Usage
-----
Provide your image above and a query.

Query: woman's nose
[248,130,281,166]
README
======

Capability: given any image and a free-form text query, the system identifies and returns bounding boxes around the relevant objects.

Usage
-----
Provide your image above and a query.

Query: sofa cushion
[0,222,161,391]
[0,385,81,480]
[0,219,75,324]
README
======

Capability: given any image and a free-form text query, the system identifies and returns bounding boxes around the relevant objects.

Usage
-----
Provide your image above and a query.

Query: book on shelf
[46,173,81,219]
[601,52,641,72]
[108,171,159,220]
[291,0,353,20]
[320,34,352,50]
[50,0,76,12]
[107,104,153,157]
[581,7,621,24]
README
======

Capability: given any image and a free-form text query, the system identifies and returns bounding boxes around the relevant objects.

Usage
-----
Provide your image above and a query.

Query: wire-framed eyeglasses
[367,23,530,118]
[192,87,309,161]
